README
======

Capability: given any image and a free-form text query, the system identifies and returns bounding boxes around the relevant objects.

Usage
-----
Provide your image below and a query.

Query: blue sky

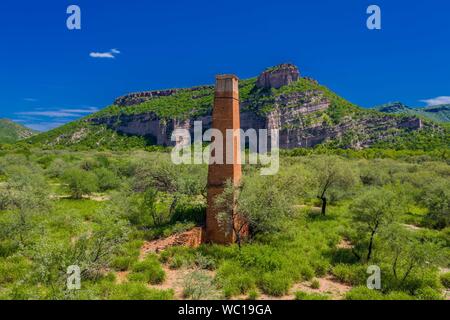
[0,0,449,131]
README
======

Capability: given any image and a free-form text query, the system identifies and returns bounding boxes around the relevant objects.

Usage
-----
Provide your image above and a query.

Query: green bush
[0,240,20,258]
[310,279,320,289]
[216,261,256,297]
[258,272,291,297]
[416,287,444,300]
[0,256,32,285]
[332,264,367,286]
[130,254,165,285]
[94,168,120,191]
[247,289,259,300]
[345,286,384,300]
[384,291,414,300]
[160,246,196,269]
[194,253,216,271]
[111,240,142,271]
[295,291,329,300]
[182,270,220,300]
[62,167,98,199]
[111,256,135,271]
[109,282,173,300]
[440,272,450,289]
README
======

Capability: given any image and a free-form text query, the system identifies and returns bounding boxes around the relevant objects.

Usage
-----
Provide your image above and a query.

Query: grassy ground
[0,149,449,300]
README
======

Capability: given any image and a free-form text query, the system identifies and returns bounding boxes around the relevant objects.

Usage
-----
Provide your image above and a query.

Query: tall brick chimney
[205,75,242,244]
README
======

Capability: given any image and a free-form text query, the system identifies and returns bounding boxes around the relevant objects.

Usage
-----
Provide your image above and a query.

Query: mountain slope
[374,102,450,123]
[0,119,37,144]
[27,64,449,151]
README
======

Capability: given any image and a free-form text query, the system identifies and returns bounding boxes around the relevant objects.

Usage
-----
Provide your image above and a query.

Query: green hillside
[374,102,450,123]
[0,119,37,144]
[26,66,450,151]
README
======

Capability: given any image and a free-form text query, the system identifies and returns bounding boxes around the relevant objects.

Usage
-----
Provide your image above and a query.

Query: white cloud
[14,107,100,132]
[25,122,66,132]
[420,96,450,106]
[89,48,121,59]
[17,111,79,117]
[59,107,99,114]
[16,107,98,118]
[89,52,115,59]
[23,98,38,102]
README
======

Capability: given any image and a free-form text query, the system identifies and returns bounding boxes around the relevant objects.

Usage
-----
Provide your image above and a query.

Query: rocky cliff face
[256,63,300,89]
[114,85,213,107]
[57,63,426,149]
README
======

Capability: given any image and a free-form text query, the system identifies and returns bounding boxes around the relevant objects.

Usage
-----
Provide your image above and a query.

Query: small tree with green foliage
[351,187,403,261]
[312,156,358,215]
[62,168,98,199]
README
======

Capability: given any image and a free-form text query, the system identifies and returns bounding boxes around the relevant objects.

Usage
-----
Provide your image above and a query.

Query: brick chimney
[205,75,243,244]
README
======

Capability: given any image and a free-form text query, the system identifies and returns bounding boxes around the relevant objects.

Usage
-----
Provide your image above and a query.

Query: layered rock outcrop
[256,63,300,89]
[114,85,213,107]
[86,63,424,149]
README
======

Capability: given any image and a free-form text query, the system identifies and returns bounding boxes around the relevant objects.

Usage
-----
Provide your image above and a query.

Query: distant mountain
[0,119,37,144]
[27,64,449,151]
[374,102,450,123]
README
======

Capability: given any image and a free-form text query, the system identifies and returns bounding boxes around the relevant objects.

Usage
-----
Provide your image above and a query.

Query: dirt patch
[86,193,110,202]
[50,193,110,202]
[402,224,424,231]
[336,239,354,249]
[292,276,352,300]
[115,271,129,284]
[140,227,204,258]
[238,275,352,301]
[148,266,216,300]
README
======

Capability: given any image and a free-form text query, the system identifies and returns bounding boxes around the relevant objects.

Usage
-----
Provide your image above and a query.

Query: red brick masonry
[205,75,244,244]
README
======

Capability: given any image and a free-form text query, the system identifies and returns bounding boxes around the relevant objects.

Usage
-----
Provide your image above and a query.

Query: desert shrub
[94,167,120,191]
[109,282,173,300]
[416,287,444,300]
[130,254,165,284]
[440,272,450,289]
[311,259,330,277]
[194,253,216,270]
[258,272,292,296]
[111,256,135,271]
[215,261,256,297]
[0,240,20,258]
[394,269,442,294]
[159,246,196,269]
[183,270,221,300]
[111,240,142,271]
[62,168,98,199]
[299,264,315,281]
[295,291,329,300]
[345,286,384,300]
[332,264,367,286]
[46,158,70,178]
[0,256,32,285]
[171,201,206,225]
[247,289,259,300]
[383,291,414,300]
[330,248,360,264]
[310,279,320,289]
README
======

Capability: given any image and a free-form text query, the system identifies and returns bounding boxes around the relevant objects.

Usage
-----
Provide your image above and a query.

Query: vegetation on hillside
[374,102,450,123]
[0,147,448,300]
[0,119,36,144]
[20,76,450,152]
